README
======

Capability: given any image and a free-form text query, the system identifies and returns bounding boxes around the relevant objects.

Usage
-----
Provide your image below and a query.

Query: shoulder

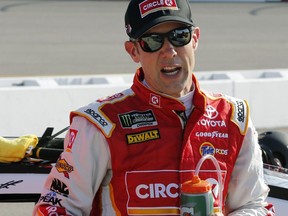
[204,91,250,134]
[224,95,249,134]
[70,88,134,137]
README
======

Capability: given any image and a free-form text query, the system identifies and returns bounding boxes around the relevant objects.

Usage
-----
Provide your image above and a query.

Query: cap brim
[131,16,194,39]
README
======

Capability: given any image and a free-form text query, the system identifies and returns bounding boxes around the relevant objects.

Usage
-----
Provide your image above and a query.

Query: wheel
[258,131,288,169]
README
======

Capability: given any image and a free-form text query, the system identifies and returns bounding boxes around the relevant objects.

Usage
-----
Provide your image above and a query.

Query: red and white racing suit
[33,68,273,215]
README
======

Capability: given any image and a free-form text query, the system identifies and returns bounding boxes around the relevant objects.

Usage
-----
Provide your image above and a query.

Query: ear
[192,27,200,50]
[124,41,140,63]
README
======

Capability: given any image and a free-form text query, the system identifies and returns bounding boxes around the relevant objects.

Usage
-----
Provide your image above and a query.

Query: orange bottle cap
[181,175,211,193]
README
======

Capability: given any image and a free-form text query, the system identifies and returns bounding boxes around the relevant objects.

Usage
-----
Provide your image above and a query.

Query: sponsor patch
[204,105,219,119]
[139,0,179,18]
[66,129,78,152]
[197,118,227,128]
[84,108,108,127]
[235,100,245,122]
[125,169,227,215]
[195,131,228,139]
[226,96,248,134]
[126,170,180,215]
[126,129,160,144]
[199,142,228,156]
[55,158,74,179]
[50,178,69,197]
[75,105,115,137]
[200,142,215,156]
[149,93,161,107]
[119,110,157,129]
[97,93,124,103]
[39,192,62,207]
[37,204,68,216]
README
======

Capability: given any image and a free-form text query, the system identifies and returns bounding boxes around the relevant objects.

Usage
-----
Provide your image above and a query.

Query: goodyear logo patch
[199,142,215,156]
[126,129,160,144]
[119,110,157,129]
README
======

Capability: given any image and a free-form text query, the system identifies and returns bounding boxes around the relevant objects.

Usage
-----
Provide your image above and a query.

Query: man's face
[126,22,200,98]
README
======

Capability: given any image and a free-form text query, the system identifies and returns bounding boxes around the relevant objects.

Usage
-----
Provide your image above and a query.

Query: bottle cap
[181,175,212,193]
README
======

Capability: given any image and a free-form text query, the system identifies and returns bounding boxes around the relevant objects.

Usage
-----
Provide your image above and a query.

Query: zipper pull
[176,111,188,128]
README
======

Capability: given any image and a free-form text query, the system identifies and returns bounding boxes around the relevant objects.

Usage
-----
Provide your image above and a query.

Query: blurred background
[0,0,287,215]
[0,0,287,77]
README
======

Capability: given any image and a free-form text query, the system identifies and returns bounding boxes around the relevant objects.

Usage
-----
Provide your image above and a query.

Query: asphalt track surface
[0,0,287,215]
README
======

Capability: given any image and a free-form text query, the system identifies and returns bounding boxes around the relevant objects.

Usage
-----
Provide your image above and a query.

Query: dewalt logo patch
[126,129,160,144]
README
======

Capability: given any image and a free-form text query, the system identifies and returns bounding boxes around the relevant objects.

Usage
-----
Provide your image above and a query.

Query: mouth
[161,66,181,76]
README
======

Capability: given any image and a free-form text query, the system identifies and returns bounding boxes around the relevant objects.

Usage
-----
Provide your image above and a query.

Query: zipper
[175,111,188,129]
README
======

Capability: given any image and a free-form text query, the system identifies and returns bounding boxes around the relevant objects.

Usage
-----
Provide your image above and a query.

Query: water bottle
[180,175,213,216]
[180,154,223,216]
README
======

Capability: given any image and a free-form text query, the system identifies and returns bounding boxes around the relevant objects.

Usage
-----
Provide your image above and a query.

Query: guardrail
[1,69,288,137]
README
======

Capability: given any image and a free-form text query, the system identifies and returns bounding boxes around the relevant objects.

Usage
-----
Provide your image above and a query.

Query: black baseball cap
[125,0,194,39]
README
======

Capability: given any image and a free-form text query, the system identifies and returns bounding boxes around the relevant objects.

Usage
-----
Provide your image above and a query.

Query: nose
[160,38,177,58]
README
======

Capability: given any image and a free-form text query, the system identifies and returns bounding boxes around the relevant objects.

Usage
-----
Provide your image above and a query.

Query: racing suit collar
[132,68,206,115]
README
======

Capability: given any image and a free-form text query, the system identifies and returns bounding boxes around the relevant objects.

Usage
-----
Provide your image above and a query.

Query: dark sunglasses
[131,27,192,53]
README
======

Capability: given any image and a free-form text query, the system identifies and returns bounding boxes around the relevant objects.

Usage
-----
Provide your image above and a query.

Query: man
[33,0,274,215]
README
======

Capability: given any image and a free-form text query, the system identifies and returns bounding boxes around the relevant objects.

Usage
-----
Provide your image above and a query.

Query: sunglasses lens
[169,28,191,47]
[140,35,163,52]
[138,27,192,52]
